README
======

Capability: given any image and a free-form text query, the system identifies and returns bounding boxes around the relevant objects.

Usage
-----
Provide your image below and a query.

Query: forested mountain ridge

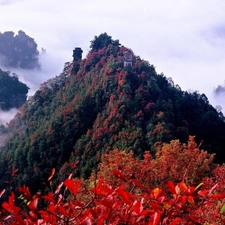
[0,33,225,192]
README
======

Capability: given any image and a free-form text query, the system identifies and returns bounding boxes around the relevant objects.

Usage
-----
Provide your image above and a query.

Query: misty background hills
[0,30,40,69]
[0,30,224,126]
[0,30,65,125]
[0,33,225,193]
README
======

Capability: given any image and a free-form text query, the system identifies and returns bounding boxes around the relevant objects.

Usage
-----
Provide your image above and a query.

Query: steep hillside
[0,34,225,192]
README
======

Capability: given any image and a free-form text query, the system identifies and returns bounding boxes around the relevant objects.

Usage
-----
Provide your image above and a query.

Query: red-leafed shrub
[1,174,225,224]
[0,137,224,224]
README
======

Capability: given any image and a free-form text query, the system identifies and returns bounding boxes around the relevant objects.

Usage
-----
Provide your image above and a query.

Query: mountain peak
[0,34,225,192]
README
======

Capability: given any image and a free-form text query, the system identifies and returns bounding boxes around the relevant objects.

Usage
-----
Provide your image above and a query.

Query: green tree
[90,32,120,52]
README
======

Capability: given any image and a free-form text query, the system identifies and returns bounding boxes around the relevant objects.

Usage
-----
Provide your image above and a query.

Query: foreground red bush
[0,177,225,224]
[0,137,225,224]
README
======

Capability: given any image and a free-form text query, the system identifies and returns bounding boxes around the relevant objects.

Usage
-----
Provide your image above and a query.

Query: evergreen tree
[90,32,120,51]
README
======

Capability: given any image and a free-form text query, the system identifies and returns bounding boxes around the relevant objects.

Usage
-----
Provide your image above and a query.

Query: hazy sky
[0,0,225,115]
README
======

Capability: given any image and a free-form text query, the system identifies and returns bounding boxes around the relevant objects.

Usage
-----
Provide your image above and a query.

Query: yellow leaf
[195,183,203,191]
[152,188,161,198]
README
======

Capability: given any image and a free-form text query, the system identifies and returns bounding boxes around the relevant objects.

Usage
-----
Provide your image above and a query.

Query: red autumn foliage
[1,176,225,224]
[0,137,224,224]
[92,136,214,191]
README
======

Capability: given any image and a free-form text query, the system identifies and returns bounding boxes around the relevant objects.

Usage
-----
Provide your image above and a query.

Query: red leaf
[48,168,55,181]
[64,179,81,196]
[42,192,55,202]
[2,202,12,212]
[117,188,133,204]
[186,186,195,195]
[132,199,144,215]
[149,211,161,225]
[189,214,201,223]
[140,208,151,216]
[48,202,55,213]
[101,198,112,208]
[112,169,127,181]
[149,202,161,211]
[198,190,207,197]
[18,185,32,199]
[72,179,81,196]
[2,202,20,213]
[167,181,176,194]
[157,196,165,203]
[169,218,182,225]
[93,179,112,195]
[97,217,104,225]
[180,195,187,206]
[29,197,39,211]
[132,179,145,190]
[210,193,225,199]
[9,192,15,206]
[64,179,73,191]
[58,206,67,216]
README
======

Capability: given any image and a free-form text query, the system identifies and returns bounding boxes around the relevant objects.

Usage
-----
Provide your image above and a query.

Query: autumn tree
[90,136,214,192]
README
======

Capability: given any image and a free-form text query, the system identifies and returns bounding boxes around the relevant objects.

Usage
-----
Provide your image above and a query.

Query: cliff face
[0,36,225,192]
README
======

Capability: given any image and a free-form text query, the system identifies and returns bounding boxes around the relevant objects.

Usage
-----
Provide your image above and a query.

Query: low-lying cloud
[0,50,70,124]
[0,108,18,125]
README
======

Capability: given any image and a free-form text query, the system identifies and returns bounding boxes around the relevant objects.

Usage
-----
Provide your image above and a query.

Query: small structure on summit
[123,49,133,67]
[73,47,83,62]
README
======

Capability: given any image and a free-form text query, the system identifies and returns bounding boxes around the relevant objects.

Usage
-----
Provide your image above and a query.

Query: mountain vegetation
[0,33,225,219]
[1,137,225,224]
[0,69,29,110]
[0,30,40,69]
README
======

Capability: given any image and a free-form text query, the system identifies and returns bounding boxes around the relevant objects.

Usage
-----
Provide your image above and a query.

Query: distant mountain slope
[0,69,29,110]
[0,30,40,69]
[0,33,225,192]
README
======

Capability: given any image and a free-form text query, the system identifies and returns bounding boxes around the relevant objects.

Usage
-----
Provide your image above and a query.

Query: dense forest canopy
[0,30,40,69]
[90,32,120,52]
[0,33,225,195]
[0,69,29,110]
